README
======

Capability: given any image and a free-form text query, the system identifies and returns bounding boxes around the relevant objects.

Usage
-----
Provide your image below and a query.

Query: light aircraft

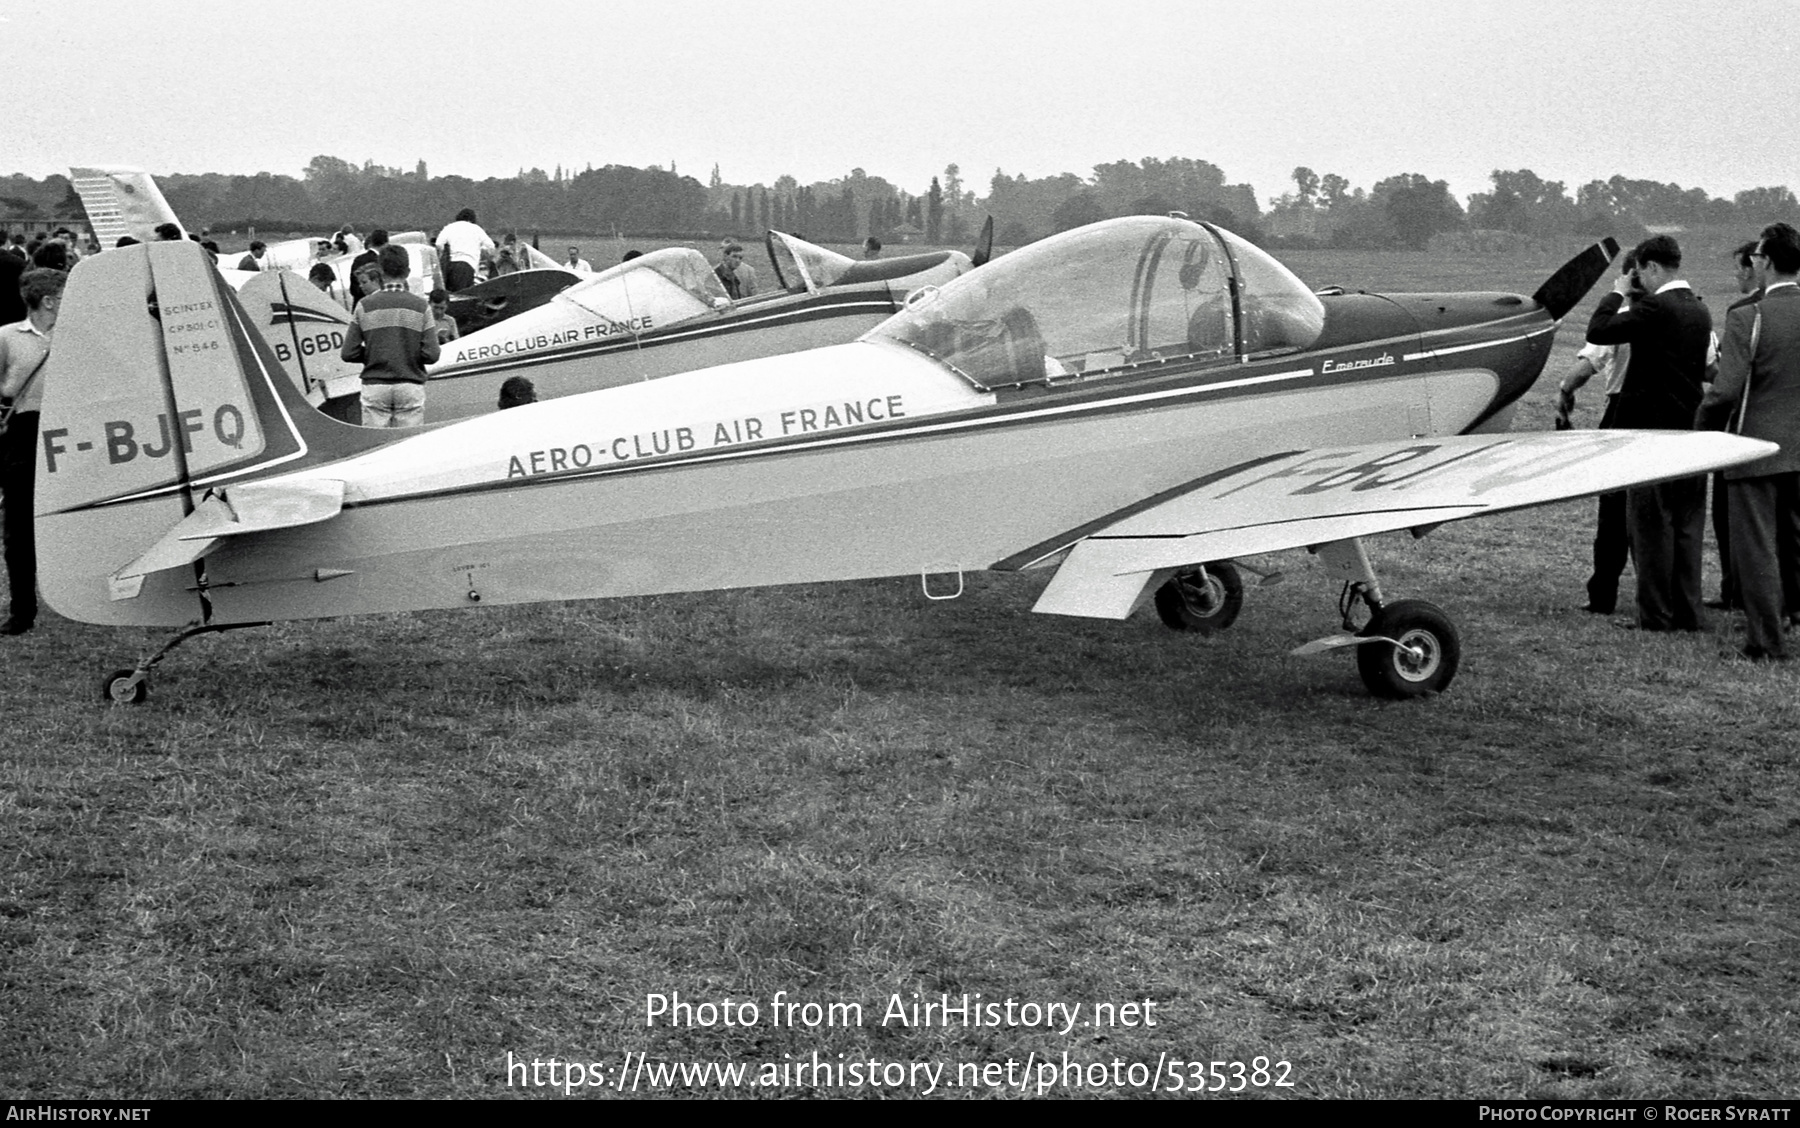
[33,220,1773,704]
[423,221,994,423]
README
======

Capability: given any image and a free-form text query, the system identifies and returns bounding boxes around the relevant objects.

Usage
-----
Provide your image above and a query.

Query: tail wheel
[1356,599,1460,698]
[100,668,149,706]
[1153,562,1244,635]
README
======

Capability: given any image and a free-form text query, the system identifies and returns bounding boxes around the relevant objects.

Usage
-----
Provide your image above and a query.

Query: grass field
[3,230,1795,1099]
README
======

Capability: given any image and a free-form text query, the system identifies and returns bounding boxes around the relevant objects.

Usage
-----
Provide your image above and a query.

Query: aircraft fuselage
[45,288,1556,629]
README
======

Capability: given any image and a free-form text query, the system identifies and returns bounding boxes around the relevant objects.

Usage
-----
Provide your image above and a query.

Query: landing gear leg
[1297,538,1461,699]
[98,621,268,705]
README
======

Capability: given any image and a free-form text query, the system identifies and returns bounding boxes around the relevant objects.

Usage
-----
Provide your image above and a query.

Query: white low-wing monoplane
[33,220,1772,703]
[424,224,991,423]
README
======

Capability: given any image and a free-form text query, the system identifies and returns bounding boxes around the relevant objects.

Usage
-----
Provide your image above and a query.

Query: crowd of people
[1560,225,1800,661]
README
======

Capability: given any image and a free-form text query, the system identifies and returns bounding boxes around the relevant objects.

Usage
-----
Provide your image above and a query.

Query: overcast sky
[8,0,1792,208]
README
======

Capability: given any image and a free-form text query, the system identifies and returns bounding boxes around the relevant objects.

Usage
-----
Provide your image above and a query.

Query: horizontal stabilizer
[176,478,345,540]
[109,479,344,593]
[110,524,220,590]
[1034,430,1775,619]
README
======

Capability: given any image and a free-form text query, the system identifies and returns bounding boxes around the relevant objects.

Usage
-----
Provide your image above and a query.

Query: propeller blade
[971,215,995,267]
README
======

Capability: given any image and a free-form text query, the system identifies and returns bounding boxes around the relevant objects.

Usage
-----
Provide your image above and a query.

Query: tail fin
[235,270,363,407]
[1532,237,1621,321]
[68,166,184,246]
[37,241,385,625]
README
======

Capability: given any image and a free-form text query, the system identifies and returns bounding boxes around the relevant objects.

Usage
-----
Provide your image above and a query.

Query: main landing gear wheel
[100,668,149,705]
[1356,599,1460,699]
[1154,562,1244,635]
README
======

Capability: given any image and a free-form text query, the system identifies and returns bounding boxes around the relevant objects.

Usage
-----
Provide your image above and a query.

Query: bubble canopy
[864,216,1325,391]
[555,247,730,322]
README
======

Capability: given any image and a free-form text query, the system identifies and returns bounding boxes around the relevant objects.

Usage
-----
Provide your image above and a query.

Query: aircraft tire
[1153,562,1244,635]
[100,668,149,706]
[1356,600,1460,698]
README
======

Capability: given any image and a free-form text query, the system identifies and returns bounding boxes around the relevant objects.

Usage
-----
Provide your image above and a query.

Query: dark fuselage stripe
[436,294,897,380]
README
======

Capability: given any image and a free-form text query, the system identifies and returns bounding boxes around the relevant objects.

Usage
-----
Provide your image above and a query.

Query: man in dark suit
[1702,242,1766,611]
[1698,228,1800,660]
[1558,251,1640,613]
[348,229,389,307]
[1587,235,1714,631]
[0,245,25,326]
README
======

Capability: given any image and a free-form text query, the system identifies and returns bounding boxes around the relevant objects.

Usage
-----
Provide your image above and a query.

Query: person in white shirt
[564,245,593,272]
[435,208,495,292]
[0,268,65,635]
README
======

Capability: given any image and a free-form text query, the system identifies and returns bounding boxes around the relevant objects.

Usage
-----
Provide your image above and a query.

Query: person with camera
[1558,250,1639,614]
[1586,235,1714,632]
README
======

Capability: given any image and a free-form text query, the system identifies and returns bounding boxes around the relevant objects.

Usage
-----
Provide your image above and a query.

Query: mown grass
[3,236,1795,1099]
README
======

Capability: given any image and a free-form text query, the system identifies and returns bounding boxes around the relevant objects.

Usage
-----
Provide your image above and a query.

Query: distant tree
[1468,168,1575,235]
[1734,185,1799,223]
[926,177,943,242]
[1327,193,1391,248]
[304,154,357,184]
[1471,184,1529,233]
[989,167,1011,205]
[1320,173,1350,208]
[1374,173,1464,250]
[1292,166,1319,205]
[710,163,722,189]
[1050,190,1106,232]
[731,191,741,227]
[1128,193,1176,216]
[797,186,816,233]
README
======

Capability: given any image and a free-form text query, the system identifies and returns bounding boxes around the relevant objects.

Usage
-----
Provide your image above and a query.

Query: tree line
[3,156,1794,251]
[1266,166,1800,251]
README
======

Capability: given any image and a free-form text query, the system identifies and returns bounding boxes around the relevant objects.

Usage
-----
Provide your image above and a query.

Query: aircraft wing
[1031,430,1776,619]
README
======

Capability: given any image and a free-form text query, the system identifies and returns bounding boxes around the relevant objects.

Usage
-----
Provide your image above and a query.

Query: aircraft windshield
[865,216,1324,390]
[556,247,730,321]
[767,230,855,294]
[1212,226,1327,355]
